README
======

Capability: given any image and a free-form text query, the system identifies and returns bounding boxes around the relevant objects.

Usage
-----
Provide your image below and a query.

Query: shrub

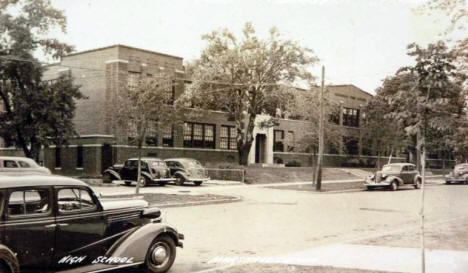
[285,160,301,167]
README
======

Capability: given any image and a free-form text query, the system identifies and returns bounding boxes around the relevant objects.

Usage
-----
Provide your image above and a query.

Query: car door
[3,187,55,270]
[52,186,106,269]
[400,166,413,184]
[120,160,138,181]
[407,165,418,183]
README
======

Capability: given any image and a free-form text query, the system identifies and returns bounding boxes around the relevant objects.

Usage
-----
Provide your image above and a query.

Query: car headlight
[382,174,388,179]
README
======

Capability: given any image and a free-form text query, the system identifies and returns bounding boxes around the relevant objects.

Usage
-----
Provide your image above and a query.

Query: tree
[0,0,82,161]
[115,74,179,194]
[185,23,318,165]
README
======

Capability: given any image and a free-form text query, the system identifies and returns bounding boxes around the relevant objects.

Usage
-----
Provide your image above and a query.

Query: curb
[154,196,243,208]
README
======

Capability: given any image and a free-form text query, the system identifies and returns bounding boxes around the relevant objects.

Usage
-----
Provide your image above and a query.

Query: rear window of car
[3,160,19,168]
[18,161,31,168]
[8,189,50,216]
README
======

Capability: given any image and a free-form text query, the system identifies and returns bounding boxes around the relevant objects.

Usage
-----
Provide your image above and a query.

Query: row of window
[328,107,360,127]
[8,188,96,217]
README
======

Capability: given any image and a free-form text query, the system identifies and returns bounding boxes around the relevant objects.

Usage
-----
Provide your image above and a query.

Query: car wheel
[175,175,185,186]
[143,235,176,273]
[102,173,113,184]
[194,181,203,186]
[389,180,398,191]
[414,179,422,189]
[139,177,149,187]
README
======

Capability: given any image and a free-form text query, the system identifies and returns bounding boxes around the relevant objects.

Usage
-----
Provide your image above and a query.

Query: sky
[48,0,462,94]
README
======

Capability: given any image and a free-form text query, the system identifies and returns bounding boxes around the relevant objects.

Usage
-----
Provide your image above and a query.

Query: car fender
[385,176,403,186]
[105,223,180,263]
[0,244,19,273]
[414,175,422,183]
[174,171,189,180]
[141,171,153,181]
[103,169,121,180]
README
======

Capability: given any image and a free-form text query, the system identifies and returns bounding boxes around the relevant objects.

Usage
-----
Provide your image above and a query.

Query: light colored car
[164,158,210,186]
[0,156,51,175]
[365,163,422,191]
[445,163,468,184]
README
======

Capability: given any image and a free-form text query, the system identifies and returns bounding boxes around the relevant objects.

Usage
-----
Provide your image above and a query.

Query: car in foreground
[103,158,175,186]
[445,163,468,184]
[365,163,422,191]
[164,158,210,186]
[0,174,183,273]
[0,156,51,175]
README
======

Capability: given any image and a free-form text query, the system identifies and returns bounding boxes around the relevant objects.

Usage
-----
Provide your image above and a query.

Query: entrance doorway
[255,134,266,163]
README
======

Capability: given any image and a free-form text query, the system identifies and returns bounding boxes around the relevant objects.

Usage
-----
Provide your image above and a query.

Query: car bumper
[445,177,466,183]
[152,178,176,182]
[365,179,391,187]
[186,178,210,182]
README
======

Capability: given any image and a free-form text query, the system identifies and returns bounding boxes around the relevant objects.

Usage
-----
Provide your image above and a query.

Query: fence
[205,168,245,183]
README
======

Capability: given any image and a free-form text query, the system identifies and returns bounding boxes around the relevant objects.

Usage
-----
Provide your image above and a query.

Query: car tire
[143,235,176,273]
[175,174,185,186]
[194,181,202,186]
[0,263,10,273]
[102,173,113,184]
[414,179,422,189]
[389,180,398,191]
[139,177,150,187]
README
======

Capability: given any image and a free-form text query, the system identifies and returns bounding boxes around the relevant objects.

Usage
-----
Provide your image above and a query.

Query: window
[344,137,359,155]
[183,122,215,149]
[8,189,50,216]
[329,111,340,125]
[287,131,295,152]
[18,161,31,168]
[342,108,360,127]
[57,188,97,213]
[77,146,83,168]
[55,148,61,168]
[145,126,158,146]
[162,126,174,147]
[220,125,237,150]
[4,160,18,168]
[273,130,284,152]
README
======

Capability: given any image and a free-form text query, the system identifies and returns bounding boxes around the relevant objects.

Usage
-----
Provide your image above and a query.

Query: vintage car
[102,158,175,187]
[164,158,210,186]
[365,163,422,191]
[0,174,183,273]
[0,156,51,175]
[445,163,468,184]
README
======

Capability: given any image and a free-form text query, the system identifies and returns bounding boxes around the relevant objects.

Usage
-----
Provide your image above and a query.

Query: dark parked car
[445,163,468,184]
[103,158,175,187]
[0,174,183,273]
[365,163,422,191]
[164,158,210,186]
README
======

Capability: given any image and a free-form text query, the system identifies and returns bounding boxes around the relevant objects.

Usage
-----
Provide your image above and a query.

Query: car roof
[0,174,88,189]
[164,158,197,162]
[126,157,163,161]
[0,156,37,163]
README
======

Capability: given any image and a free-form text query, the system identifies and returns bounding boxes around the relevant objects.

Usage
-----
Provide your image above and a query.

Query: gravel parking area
[356,216,468,251]
[208,264,397,273]
[101,193,240,207]
[268,181,365,192]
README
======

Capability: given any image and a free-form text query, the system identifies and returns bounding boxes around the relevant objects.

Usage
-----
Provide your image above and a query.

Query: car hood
[99,198,148,211]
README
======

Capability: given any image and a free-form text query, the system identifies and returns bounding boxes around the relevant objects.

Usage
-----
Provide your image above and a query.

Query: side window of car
[4,160,19,168]
[57,188,97,213]
[8,189,50,216]
[18,161,31,168]
[402,166,408,171]
[408,165,415,171]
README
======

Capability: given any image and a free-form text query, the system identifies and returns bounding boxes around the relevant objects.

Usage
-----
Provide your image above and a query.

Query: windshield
[382,165,402,173]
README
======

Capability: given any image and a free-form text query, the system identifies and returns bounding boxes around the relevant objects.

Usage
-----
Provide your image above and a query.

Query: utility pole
[315,66,325,191]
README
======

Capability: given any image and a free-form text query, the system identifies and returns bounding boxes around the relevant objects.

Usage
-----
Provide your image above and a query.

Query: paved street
[95,178,468,273]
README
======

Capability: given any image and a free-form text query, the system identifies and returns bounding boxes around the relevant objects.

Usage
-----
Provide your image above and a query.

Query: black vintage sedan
[0,175,183,273]
[103,158,175,187]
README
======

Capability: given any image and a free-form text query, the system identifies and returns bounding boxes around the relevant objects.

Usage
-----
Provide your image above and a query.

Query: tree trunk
[136,142,143,195]
[238,142,252,166]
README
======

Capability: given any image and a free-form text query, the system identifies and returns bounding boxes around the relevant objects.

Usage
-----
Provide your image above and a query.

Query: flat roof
[65,44,183,60]
[0,175,87,189]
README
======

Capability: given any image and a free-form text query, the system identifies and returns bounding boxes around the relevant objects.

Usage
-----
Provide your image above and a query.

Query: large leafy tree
[0,0,83,161]
[385,41,465,169]
[115,74,180,194]
[186,23,318,165]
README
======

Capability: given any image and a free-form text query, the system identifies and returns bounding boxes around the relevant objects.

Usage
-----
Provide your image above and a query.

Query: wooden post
[315,66,325,191]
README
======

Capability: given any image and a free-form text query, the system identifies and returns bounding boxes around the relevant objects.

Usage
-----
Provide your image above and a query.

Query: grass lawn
[268,181,365,192]
[245,167,361,184]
